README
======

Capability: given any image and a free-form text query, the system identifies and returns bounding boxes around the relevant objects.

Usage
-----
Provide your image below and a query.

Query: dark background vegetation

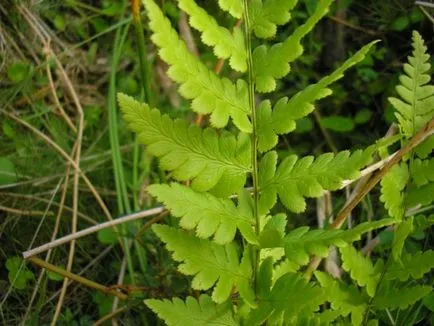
[0,0,433,324]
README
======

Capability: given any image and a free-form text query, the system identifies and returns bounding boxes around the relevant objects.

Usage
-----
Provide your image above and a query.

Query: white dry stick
[22,207,164,259]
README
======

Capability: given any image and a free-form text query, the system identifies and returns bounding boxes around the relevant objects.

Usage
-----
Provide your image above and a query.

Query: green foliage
[117,0,434,324]
[0,157,17,185]
[388,30,434,158]
[257,41,377,150]
[142,0,251,132]
[6,256,34,290]
[374,283,432,310]
[145,295,238,326]
[380,163,409,220]
[118,94,250,196]
[282,219,394,265]
[391,216,413,260]
[148,183,257,244]
[315,271,367,325]
[385,250,434,281]
[152,225,251,303]
[252,0,333,92]
[247,273,325,325]
[340,245,382,297]
[259,147,374,213]
[179,0,247,72]
[411,158,434,186]
[248,0,297,39]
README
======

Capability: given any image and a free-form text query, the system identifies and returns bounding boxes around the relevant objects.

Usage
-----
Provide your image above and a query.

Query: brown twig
[328,15,380,36]
[28,257,128,301]
[305,119,434,279]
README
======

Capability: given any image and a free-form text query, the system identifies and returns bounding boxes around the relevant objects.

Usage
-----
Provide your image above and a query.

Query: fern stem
[242,0,260,292]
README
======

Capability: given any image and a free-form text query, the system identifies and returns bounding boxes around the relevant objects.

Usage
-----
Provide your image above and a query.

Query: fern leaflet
[152,225,250,303]
[315,271,367,326]
[118,94,250,196]
[340,245,383,297]
[279,219,395,265]
[411,158,434,186]
[178,0,246,72]
[247,273,325,325]
[380,162,409,220]
[391,217,413,260]
[248,0,297,39]
[148,183,257,244]
[257,41,378,151]
[143,0,252,132]
[145,295,237,326]
[388,31,434,158]
[259,148,374,213]
[385,250,434,281]
[218,0,243,18]
[253,0,333,92]
[373,283,432,310]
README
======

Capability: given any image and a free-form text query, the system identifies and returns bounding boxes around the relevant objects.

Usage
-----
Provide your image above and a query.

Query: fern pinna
[119,0,434,324]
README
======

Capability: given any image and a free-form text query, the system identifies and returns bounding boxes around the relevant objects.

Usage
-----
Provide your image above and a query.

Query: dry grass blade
[22,207,164,258]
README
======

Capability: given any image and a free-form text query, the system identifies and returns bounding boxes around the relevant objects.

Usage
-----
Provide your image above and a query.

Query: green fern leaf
[252,0,333,92]
[148,183,257,244]
[247,273,325,325]
[272,259,301,283]
[143,0,252,132]
[315,271,367,326]
[118,94,250,196]
[374,283,432,310]
[340,245,383,297]
[257,41,378,150]
[179,0,246,72]
[408,183,434,207]
[392,217,413,260]
[152,225,249,303]
[218,0,243,18]
[380,162,409,220]
[260,148,374,213]
[411,158,434,186]
[248,0,297,39]
[388,31,434,158]
[145,295,238,326]
[281,219,395,265]
[385,250,434,281]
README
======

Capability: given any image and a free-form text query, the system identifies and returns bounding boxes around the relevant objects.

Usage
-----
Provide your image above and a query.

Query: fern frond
[143,0,252,132]
[247,273,325,325]
[257,42,378,151]
[340,245,383,297]
[218,0,243,18]
[252,0,333,92]
[280,219,395,265]
[315,271,367,326]
[148,183,257,244]
[380,162,409,220]
[179,0,246,72]
[373,283,432,310]
[388,31,434,158]
[259,148,374,213]
[385,250,434,281]
[408,183,434,207]
[411,158,434,186]
[118,94,250,196]
[248,0,297,39]
[145,295,238,326]
[392,217,413,260]
[152,225,249,303]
